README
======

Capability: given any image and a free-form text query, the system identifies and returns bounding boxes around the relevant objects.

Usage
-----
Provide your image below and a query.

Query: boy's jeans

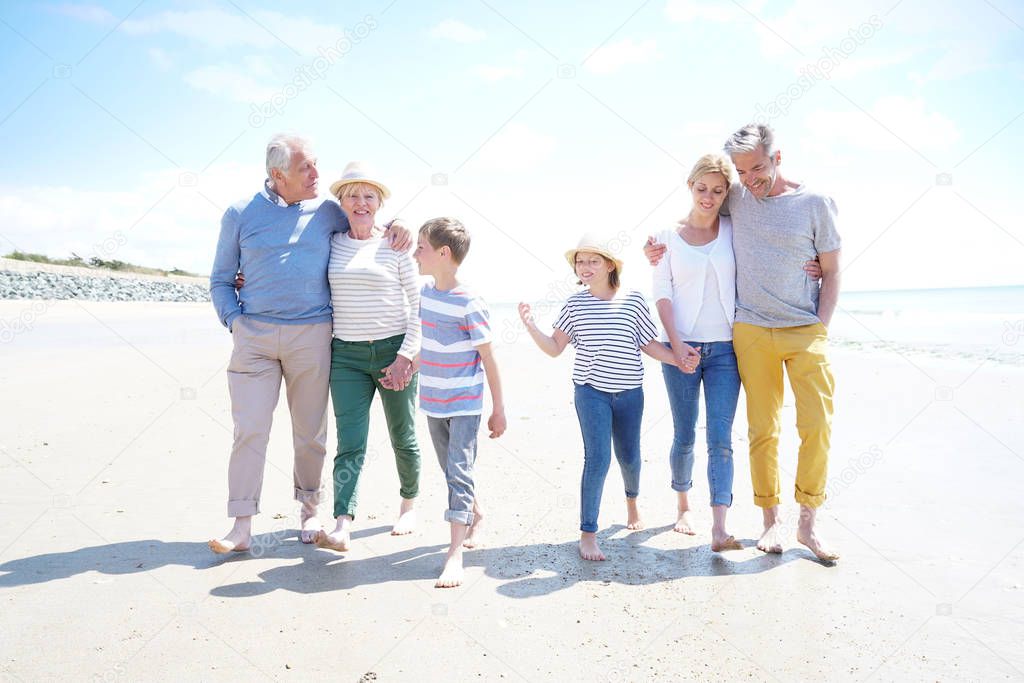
[426,414,481,526]
[573,383,643,534]
[661,341,740,508]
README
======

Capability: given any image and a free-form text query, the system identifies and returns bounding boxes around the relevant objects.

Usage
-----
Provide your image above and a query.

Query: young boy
[413,217,506,588]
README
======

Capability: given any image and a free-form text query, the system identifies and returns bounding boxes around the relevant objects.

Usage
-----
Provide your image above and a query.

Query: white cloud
[184,58,278,104]
[429,19,486,43]
[466,123,555,172]
[121,9,354,55]
[473,65,523,82]
[584,38,658,75]
[52,3,115,24]
[147,47,173,72]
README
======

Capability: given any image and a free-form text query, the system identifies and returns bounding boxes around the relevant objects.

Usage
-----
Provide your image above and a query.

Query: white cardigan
[651,216,736,340]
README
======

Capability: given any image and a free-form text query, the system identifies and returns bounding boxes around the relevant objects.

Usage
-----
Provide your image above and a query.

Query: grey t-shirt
[727,184,841,328]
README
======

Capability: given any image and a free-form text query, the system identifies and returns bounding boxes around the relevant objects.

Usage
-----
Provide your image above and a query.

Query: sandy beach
[1,300,1022,681]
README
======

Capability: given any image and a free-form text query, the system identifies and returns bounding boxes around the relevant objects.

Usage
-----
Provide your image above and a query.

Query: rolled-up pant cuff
[228,499,259,517]
[711,493,733,507]
[795,487,826,508]
[753,493,781,508]
[671,480,693,493]
[294,487,320,506]
[445,510,474,526]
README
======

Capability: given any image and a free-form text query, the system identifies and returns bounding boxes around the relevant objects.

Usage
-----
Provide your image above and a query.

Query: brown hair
[418,217,471,264]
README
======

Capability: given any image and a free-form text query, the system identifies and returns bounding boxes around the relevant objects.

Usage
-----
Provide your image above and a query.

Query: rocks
[0,270,210,303]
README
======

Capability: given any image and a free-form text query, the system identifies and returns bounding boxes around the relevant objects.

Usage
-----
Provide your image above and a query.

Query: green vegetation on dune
[3,251,199,278]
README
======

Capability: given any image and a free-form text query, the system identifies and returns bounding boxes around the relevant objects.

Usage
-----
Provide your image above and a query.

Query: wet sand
[1,301,1022,681]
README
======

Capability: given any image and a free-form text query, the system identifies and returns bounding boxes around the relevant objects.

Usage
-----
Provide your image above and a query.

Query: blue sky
[1,0,1022,302]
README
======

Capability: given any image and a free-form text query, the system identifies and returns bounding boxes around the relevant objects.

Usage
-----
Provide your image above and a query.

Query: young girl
[518,234,697,561]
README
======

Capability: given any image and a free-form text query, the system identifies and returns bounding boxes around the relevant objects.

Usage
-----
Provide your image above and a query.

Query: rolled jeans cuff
[444,510,474,526]
[228,499,259,517]
[711,492,733,508]
[671,479,694,493]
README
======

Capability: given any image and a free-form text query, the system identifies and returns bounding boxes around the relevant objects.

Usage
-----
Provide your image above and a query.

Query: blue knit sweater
[210,183,349,330]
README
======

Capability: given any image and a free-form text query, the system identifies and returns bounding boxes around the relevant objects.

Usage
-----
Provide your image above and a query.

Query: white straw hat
[565,233,625,274]
[329,161,391,200]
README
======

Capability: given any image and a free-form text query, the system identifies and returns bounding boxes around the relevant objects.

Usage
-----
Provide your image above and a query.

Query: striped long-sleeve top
[327,231,421,360]
[554,289,658,393]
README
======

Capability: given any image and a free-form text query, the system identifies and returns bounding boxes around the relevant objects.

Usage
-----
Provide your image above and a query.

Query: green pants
[329,334,420,519]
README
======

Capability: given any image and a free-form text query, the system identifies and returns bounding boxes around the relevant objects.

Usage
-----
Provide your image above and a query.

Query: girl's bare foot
[463,513,484,549]
[579,532,605,561]
[625,497,643,530]
[208,516,252,554]
[392,497,417,535]
[316,515,351,552]
[435,549,465,588]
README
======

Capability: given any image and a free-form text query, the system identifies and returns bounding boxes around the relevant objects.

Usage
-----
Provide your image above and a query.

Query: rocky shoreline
[0,259,210,303]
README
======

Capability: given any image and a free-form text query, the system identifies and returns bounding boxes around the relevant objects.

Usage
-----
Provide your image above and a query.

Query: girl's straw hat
[329,161,391,200]
[565,233,625,274]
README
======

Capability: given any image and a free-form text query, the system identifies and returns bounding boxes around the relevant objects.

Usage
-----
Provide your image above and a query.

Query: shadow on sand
[0,524,825,599]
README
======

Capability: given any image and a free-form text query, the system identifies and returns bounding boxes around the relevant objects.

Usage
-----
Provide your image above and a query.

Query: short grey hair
[723,123,775,158]
[265,134,311,178]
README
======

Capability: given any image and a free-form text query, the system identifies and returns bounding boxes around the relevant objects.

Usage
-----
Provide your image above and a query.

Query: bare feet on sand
[756,507,784,553]
[797,505,839,562]
[391,497,417,535]
[299,503,322,544]
[626,497,643,530]
[208,517,251,554]
[673,492,695,534]
[579,532,606,561]
[435,549,465,588]
[316,515,352,552]
[711,531,743,552]
[463,508,484,549]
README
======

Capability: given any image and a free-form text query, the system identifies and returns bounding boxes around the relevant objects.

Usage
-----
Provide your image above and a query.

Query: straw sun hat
[329,161,391,200]
[564,233,625,275]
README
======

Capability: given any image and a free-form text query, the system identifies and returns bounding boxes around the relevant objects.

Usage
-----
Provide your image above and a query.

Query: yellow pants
[733,322,834,509]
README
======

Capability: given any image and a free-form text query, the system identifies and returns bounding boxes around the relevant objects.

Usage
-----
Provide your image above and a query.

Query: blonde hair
[336,182,384,207]
[419,217,470,264]
[686,153,734,189]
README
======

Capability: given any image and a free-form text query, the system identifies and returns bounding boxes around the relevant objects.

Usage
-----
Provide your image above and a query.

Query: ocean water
[491,286,1024,365]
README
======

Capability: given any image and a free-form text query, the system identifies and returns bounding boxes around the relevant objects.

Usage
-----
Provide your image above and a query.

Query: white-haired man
[646,124,841,562]
[208,134,408,553]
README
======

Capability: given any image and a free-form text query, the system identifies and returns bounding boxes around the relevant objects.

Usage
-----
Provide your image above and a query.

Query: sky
[1,0,1022,303]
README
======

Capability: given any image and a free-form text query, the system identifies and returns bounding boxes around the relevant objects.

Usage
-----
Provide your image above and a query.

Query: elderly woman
[315,161,422,552]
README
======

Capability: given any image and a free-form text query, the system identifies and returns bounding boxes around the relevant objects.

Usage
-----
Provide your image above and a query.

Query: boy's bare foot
[299,505,322,544]
[711,530,743,552]
[625,498,643,530]
[392,497,417,535]
[208,517,251,554]
[673,510,695,535]
[579,532,605,561]
[315,528,350,552]
[797,505,839,562]
[463,513,484,549]
[435,550,465,588]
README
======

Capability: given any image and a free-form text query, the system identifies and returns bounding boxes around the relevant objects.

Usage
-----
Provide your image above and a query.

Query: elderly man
[646,124,841,562]
[208,134,408,554]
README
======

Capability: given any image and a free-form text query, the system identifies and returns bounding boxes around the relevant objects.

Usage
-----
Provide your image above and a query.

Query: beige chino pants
[225,316,332,517]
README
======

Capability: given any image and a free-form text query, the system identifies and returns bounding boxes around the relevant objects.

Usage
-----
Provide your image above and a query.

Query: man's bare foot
[299,505,322,544]
[756,523,784,553]
[626,498,643,530]
[797,505,839,562]
[392,497,416,535]
[463,514,484,549]
[711,530,743,552]
[579,532,605,561]
[316,515,352,552]
[673,510,695,535]
[435,550,464,588]
[208,517,251,554]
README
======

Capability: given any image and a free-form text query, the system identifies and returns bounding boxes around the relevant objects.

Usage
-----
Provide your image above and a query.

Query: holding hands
[380,354,414,391]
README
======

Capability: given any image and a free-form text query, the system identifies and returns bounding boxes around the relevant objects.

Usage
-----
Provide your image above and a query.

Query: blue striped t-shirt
[419,284,492,417]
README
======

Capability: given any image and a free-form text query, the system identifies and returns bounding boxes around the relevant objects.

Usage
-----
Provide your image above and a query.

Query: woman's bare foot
[756,506,784,553]
[463,513,484,549]
[673,491,695,534]
[435,549,465,588]
[316,516,352,552]
[299,503,322,544]
[579,532,605,561]
[710,505,741,551]
[625,497,643,530]
[208,517,252,554]
[391,497,417,535]
[797,505,839,562]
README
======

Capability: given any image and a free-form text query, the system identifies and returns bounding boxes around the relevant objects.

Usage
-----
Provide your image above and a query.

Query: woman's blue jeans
[661,341,740,507]
[573,383,643,533]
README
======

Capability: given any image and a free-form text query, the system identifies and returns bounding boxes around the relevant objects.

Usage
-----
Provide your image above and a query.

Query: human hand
[234,272,245,289]
[675,344,701,374]
[488,410,507,438]
[384,219,411,252]
[644,236,667,266]
[804,258,822,280]
[381,355,414,390]
[518,302,535,327]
